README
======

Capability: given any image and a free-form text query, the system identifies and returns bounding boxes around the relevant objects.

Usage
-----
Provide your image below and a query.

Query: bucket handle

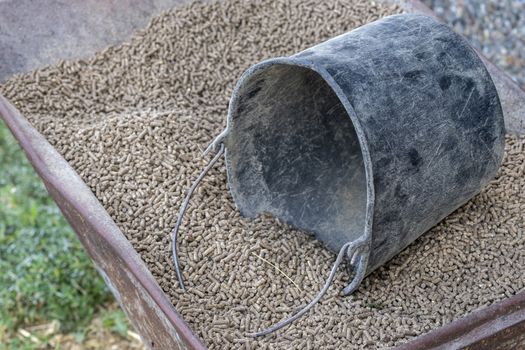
[170,130,370,336]
[171,143,225,291]
[171,129,229,291]
[250,237,369,337]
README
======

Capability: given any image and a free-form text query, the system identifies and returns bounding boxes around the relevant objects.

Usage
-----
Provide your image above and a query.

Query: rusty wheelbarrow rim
[397,290,525,349]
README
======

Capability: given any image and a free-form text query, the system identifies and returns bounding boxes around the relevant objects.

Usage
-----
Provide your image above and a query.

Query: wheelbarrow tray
[1,1,524,348]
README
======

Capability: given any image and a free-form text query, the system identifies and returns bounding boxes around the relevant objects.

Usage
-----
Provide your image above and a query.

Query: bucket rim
[224,56,376,276]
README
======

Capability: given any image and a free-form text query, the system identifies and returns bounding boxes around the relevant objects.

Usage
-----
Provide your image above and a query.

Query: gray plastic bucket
[215,13,505,293]
[173,13,505,335]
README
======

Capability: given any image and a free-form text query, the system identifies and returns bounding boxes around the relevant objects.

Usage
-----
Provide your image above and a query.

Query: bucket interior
[226,63,368,251]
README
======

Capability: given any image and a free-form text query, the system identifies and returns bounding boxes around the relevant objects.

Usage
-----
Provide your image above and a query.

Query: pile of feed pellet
[1,0,524,348]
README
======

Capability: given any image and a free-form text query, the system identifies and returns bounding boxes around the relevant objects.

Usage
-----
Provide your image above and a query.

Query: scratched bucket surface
[219,14,505,291]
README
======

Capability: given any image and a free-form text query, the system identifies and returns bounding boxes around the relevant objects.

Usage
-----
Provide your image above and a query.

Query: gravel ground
[423,0,525,89]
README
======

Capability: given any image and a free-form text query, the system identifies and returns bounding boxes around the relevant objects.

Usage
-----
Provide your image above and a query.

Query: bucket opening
[226,62,368,252]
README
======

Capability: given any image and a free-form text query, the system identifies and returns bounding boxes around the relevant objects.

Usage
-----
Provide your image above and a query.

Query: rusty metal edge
[397,291,525,350]
[0,95,206,350]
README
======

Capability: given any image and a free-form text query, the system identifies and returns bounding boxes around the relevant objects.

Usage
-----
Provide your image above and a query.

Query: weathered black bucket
[173,13,505,335]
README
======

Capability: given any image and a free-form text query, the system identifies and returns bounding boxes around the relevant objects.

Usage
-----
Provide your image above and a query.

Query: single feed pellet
[1,0,524,349]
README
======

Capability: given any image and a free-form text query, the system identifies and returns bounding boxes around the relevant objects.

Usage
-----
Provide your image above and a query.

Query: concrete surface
[0,0,186,82]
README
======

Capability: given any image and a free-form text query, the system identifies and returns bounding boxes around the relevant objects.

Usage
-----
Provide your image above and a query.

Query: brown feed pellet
[1,0,524,349]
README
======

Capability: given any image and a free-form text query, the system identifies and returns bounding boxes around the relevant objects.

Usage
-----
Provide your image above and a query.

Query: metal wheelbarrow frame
[1,0,524,348]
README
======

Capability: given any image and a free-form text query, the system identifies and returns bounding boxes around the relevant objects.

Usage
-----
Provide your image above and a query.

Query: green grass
[0,120,112,343]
